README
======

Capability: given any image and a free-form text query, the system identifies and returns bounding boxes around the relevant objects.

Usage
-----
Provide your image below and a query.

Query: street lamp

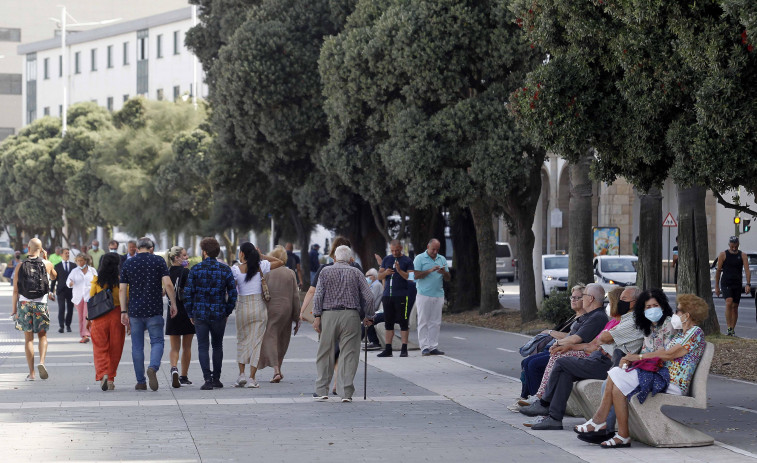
[50,6,120,136]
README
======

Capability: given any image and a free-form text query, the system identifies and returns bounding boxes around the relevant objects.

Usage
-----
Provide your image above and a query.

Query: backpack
[18,257,49,299]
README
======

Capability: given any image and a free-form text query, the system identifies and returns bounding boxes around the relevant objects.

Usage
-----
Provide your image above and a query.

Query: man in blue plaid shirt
[184,237,237,390]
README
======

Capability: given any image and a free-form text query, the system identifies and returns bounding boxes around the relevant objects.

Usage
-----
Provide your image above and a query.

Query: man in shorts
[715,235,751,336]
[377,240,414,358]
[11,238,56,381]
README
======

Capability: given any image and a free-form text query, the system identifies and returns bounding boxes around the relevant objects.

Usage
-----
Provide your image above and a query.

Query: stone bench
[373,303,420,351]
[570,341,715,448]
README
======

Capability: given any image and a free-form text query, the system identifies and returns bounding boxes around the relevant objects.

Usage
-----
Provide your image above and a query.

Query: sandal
[574,418,606,434]
[270,373,283,383]
[600,433,631,448]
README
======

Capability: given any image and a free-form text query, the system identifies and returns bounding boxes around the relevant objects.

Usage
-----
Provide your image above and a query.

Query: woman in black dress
[165,246,195,387]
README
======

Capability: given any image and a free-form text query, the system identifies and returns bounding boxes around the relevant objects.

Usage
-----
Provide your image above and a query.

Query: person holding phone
[376,240,414,358]
[413,238,450,356]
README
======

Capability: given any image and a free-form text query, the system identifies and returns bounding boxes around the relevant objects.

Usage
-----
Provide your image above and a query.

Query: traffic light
[744,219,752,233]
[734,216,741,225]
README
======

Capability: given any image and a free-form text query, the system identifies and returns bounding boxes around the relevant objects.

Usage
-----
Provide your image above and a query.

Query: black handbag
[87,288,115,320]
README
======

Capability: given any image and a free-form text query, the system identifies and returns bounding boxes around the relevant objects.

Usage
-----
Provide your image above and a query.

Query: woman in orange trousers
[88,253,126,391]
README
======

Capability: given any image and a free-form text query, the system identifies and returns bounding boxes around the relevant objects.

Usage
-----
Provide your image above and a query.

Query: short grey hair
[334,245,352,262]
[137,237,155,250]
[585,283,605,302]
[623,286,643,301]
[366,268,378,278]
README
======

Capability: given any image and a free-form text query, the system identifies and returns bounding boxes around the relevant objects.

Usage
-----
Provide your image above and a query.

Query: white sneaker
[523,416,546,428]
[507,401,522,412]
[244,378,260,388]
[517,395,539,407]
[234,374,247,387]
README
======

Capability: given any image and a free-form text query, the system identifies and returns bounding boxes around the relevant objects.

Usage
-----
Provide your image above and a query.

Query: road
[497,281,757,339]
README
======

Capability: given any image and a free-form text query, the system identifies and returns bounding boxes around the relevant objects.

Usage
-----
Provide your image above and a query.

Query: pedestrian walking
[89,240,105,269]
[231,242,284,388]
[89,253,126,391]
[714,235,751,336]
[49,248,75,333]
[257,245,300,383]
[184,237,237,390]
[11,238,54,381]
[119,237,179,391]
[66,253,97,343]
[165,246,195,387]
[413,239,450,356]
[309,243,321,282]
[312,245,376,402]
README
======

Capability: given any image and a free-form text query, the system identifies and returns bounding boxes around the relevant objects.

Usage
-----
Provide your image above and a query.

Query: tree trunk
[448,206,480,312]
[409,206,445,259]
[338,198,387,272]
[568,153,595,288]
[469,198,499,314]
[677,185,719,335]
[637,186,662,290]
[504,162,542,323]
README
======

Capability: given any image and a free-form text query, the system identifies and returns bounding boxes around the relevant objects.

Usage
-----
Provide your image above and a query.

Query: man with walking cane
[311,245,375,403]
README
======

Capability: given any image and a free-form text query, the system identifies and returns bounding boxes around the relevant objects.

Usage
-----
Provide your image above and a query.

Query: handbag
[627,357,663,372]
[300,298,315,323]
[259,269,271,302]
[87,287,115,320]
[519,332,554,357]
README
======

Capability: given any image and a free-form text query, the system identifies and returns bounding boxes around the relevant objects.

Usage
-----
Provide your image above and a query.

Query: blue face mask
[644,306,663,323]
[79,264,87,270]
[365,277,372,284]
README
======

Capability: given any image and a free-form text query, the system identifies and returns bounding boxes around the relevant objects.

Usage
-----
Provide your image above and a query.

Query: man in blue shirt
[184,237,238,390]
[377,240,414,358]
[413,238,450,356]
[119,237,178,391]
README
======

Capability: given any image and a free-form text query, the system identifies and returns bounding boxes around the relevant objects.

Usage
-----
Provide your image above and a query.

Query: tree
[321,0,544,317]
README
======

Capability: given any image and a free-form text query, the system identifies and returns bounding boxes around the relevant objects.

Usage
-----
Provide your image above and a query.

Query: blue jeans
[521,350,550,398]
[194,318,227,381]
[130,315,165,384]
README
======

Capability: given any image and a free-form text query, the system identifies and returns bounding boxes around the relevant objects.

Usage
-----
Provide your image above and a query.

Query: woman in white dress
[66,253,97,343]
[231,243,284,388]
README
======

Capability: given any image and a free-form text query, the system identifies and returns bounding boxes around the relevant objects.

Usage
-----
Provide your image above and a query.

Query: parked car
[542,253,569,296]
[709,251,757,298]
[495,242,515,282]
[593,255,638,293]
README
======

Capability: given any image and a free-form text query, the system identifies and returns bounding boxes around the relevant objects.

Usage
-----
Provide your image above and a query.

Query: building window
[0,127,15,141]
[138,35,148,61]
[173,30,180,55]
[123,94,129,102]
[27,109,36,124]
[43,58,49,79]
[59,105,63,116]
[58,55,62,77]
[123,41,129,65]
[0,28,21,42]
[43,107,50,116]
[26,57,37,81]
[156,34,163,58]
[107,97,114,112]
[173,85,180,101]
[137,30,149,95]
[74,51,81,74]
[157,88,164,101]
[0,74,23,94]
[91,48,97,71]
[107,45,113,68]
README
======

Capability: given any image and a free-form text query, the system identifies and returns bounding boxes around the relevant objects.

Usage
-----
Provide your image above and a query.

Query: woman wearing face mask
[66,254,97,343]
[575,289,695,448]
[256,245,300,383]
[165,246,195,387]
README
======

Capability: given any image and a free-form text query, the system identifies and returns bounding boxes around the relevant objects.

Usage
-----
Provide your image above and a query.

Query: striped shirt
[313,262,376,320]
[601,311,645,355]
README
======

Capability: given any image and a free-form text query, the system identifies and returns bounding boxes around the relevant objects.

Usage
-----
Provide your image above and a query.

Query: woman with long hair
[67,253,97,343]
[88,253,126,391]
[165,246,195,387]
[232,243,284,388]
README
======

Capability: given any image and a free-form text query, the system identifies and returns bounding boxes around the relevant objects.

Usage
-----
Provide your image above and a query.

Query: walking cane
[364,322,368,400]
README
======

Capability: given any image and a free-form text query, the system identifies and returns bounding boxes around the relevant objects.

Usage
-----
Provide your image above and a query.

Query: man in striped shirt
[312,245,375,402]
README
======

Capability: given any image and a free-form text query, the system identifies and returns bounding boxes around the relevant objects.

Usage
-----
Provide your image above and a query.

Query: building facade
[19,7,205,123]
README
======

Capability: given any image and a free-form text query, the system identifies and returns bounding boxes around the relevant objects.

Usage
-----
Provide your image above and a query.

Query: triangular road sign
[662,212,677,227]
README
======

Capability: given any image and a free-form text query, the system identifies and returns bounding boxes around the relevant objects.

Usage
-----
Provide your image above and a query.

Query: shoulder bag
[259,269,271,302]
[87,286,115,320]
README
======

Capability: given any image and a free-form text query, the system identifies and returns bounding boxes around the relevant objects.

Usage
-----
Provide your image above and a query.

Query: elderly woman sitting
[576,294,708,448]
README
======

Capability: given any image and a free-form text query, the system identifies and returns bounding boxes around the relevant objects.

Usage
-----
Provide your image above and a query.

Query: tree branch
[713,190,757,217]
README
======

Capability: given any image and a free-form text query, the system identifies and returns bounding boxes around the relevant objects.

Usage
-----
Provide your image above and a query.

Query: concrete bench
[374,303,420,351]
[571,342,715,448]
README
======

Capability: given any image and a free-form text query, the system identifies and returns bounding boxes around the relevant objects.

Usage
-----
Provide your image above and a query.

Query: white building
[18,7,206,123]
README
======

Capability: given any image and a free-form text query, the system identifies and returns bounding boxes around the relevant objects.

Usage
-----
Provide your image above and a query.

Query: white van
[593,255,638,293]
[542,254,569,296]
[496,242,515,282]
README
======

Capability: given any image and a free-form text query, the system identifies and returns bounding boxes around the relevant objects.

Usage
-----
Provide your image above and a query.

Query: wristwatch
[639,353,643,361]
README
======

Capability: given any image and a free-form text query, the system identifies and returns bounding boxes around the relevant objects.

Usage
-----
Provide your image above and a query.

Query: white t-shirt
[66,266,98,304]
[232,260,271,296]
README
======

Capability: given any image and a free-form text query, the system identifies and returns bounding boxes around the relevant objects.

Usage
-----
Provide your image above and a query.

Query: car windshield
[544,256,568,270]
[601,258,637,273]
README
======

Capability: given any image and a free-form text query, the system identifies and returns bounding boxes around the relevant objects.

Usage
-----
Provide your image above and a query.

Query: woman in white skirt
[231,242,284,388]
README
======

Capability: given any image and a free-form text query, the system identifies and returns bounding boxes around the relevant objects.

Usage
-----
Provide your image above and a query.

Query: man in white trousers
[413,239,450,356]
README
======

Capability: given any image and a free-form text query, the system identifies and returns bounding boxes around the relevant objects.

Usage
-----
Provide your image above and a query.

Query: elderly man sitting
[522,284,644,430]
[312,245,376,403]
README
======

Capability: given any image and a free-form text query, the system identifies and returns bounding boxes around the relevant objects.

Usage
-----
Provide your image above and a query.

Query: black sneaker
[146,367,159,391]
[171,367,180,388]
[422,349,431,356]
[200,380,214,390]
[312,393,328,401]
[377,349,393,357]
[429,349,445,356]
[364,342,382,351]
[66,326,72,332]
[400,349,408,357]
[179,376,192,385]
[58,327,64,333]
[212,378,224,389]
